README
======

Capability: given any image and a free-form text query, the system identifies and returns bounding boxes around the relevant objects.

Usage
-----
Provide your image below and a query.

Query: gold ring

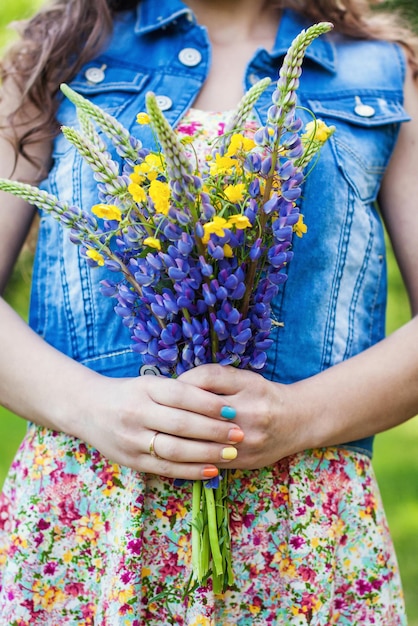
[149,432,163,460]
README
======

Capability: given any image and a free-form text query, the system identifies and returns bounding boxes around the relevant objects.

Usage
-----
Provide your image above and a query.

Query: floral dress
[0,109,406,625]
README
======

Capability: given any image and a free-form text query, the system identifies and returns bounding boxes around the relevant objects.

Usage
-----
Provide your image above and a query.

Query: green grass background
[1,1,417,623]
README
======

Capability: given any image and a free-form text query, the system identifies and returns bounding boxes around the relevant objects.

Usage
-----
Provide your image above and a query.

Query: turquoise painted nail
[220,406,237,420]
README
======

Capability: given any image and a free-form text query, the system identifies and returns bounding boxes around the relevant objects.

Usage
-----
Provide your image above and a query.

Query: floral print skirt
[0,423,406,625]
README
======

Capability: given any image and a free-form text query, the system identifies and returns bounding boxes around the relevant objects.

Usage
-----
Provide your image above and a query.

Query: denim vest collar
[134,0,337,73]
[135,0,193,34]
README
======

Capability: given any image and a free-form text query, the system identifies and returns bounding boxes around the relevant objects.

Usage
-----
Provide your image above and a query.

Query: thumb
[178,363,246,395]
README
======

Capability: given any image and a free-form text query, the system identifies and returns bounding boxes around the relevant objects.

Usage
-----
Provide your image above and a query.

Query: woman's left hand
[178,364,305,469]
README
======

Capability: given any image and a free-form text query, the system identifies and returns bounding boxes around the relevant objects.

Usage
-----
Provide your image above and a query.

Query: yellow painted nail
[221,446,238,461]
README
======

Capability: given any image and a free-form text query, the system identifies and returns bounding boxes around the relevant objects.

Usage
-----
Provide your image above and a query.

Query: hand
[77,371,245,480]
[178,364,305,469]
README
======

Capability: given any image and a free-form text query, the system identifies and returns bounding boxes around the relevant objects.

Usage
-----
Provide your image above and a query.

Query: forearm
[0,296,245,479]
[0,296,101,438]
[297,315,418,450]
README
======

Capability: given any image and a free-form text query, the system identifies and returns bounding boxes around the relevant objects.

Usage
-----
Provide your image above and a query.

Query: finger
[141,402,244,444]
[141,455,221,481]
[146,431,240,465]
[178,363,251,395]
[145,375,229,419]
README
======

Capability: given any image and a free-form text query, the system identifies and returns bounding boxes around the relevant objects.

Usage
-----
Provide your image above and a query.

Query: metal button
[155,95,173,111]
[354,96,375,118]
[139,364,161,377]
[178,47,202,67]
[85,65,106,84]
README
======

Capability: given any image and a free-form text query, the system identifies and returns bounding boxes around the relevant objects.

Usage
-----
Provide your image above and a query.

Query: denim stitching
[321,181,354,369]
[343,209,373,361]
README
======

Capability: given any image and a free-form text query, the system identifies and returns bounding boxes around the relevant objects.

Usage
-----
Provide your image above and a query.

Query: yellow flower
[102,480,116,497]
[75,513,104,545]
[130,165,146,185]
[293,214,307,238]
[249,604,261,615]
[177,534,192,565]
[32,445,54,477]
[190,616,212,626]
[224,183,246,204]
[86,248,105,266]
[303,119,334,143]
[137,153,166,181]
[12,534,28,549]
[227,214,252,230]
[63,551,73,563]
[223,243,234,258]
[180,135,195,145]
[75,451,86,464]
[143,236,162,251]
[33,582,65,610]
[118,586,135,604]
[136,112,150,125]
[208,153,237,176]
[202,216,228,244]
[128,182,147,204]
[226,132,256,157]
[149,179,170,215]
[279,557,296,577]
[91,203,122,221]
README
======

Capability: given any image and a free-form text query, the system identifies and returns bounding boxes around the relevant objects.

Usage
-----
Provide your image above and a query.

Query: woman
[0,0,417,623]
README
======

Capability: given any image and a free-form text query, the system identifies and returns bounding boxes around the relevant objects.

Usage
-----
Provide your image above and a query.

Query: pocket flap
[306,94,410,127]
[71,64,149,95]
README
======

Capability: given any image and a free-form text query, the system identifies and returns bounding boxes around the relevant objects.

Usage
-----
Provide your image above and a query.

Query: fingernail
[220,406,237,420]
[202,466,219,478]
[221,446,238,460]
[228,428,244,443]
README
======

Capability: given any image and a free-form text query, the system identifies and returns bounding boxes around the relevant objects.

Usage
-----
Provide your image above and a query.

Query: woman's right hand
[78,372,245,480]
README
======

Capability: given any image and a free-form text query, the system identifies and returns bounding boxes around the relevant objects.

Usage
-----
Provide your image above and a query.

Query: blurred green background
[1,0,417,623]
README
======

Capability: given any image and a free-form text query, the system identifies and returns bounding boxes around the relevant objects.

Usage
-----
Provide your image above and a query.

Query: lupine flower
[0,21,335,598]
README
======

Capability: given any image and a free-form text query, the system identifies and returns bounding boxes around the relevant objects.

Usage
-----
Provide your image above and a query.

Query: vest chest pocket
[52,65,150,159]
[305,94,410,202]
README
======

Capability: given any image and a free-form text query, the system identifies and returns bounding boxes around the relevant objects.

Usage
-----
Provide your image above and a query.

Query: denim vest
[31,1,410,457]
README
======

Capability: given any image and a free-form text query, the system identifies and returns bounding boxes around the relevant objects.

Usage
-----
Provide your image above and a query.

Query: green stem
[208,304,219,361]
[240,259,257,320]
[204,487,224,577]
[192,480,203,582]
[107,250,166,330]
[201,523,210,579]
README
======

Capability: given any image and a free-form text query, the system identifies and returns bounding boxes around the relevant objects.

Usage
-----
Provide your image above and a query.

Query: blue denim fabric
[30,1,410,456]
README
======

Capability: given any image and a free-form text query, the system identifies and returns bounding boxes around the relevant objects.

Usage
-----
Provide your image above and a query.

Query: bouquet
[0,22,335,593]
